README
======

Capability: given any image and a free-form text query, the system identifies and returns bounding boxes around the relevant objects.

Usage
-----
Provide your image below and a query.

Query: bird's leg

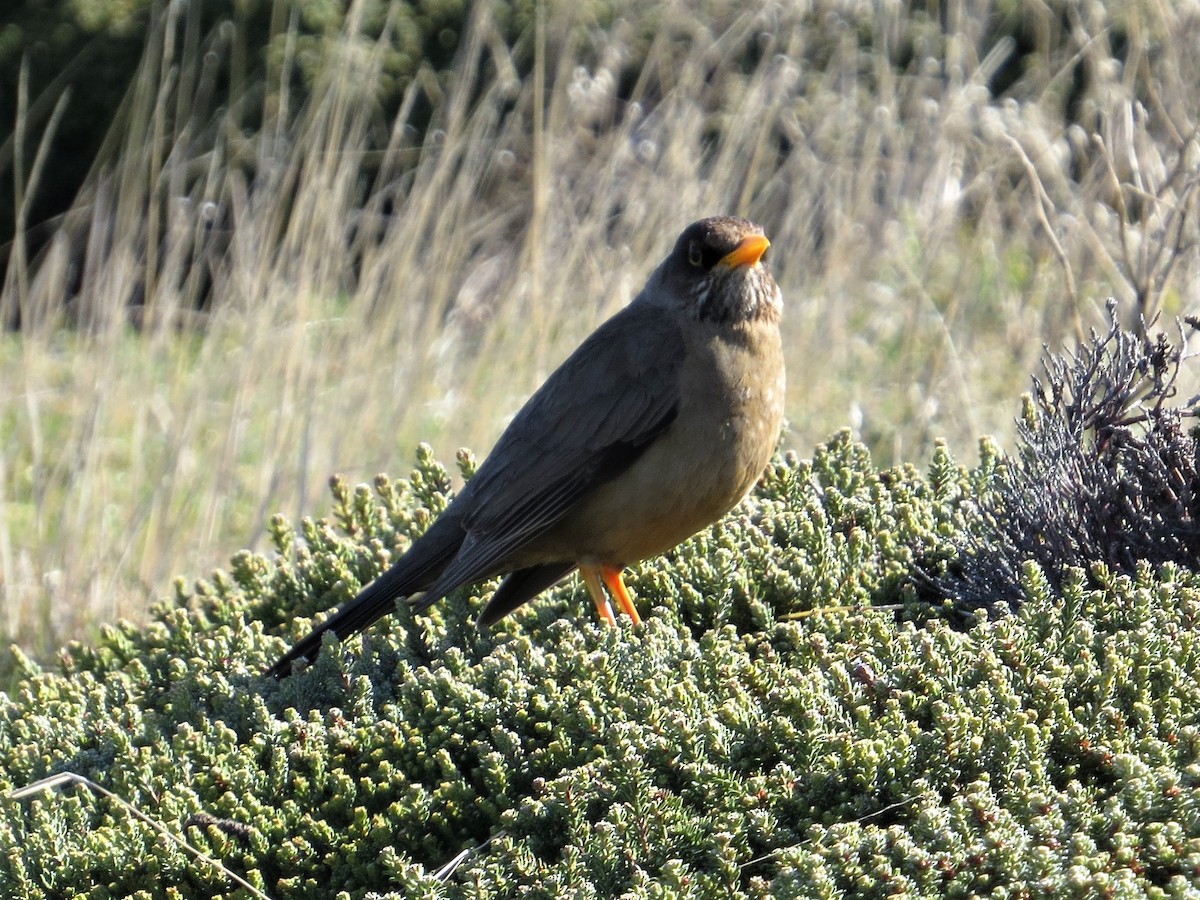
[601,567,642,625]
[580,565,617,626]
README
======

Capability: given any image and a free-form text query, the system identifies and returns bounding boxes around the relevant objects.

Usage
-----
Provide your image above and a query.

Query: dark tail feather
[474,561,575,627]
[266,518,464,678]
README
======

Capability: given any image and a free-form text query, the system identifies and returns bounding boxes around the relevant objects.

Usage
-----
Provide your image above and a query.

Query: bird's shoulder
[515,298,685,422]
[457,299,686,509]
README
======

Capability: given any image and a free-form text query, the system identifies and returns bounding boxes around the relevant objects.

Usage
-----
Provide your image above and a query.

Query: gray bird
[268,216,784,676]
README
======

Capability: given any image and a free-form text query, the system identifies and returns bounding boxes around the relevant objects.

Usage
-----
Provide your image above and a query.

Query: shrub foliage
[0,428,1198,896]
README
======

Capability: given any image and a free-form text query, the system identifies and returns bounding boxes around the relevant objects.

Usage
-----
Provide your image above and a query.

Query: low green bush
[0,430,1197,897]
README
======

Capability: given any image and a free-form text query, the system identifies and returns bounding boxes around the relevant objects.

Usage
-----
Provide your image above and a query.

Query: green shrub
[0,433,1197,897]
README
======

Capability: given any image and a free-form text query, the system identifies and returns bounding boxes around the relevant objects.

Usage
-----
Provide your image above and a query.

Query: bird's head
[651,216,782,324]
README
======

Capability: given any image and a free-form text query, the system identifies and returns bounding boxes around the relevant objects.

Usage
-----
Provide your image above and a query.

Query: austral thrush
[268,216,784,676]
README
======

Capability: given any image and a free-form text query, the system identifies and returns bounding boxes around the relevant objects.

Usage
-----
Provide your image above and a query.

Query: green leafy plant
[0,433,1197,897]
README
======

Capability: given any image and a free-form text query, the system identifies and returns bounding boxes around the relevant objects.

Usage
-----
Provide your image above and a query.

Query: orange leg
[601,567,642,625]
[580,565,617,626]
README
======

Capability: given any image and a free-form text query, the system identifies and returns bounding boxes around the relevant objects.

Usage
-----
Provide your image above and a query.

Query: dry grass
[2,0,1199,653]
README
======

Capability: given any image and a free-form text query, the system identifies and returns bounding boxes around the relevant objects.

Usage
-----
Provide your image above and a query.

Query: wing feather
[415,299,684,603]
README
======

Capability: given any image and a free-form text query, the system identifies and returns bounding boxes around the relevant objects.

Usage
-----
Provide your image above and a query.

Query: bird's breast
[528,320,785,566]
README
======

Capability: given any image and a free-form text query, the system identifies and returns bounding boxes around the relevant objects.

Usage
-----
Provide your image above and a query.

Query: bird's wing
[413,299,685,601]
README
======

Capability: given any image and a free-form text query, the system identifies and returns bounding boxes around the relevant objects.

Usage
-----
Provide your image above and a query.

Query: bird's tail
[266,517,463,677]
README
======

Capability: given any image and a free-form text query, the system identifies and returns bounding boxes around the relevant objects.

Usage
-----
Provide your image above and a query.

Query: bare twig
[1003,133,1082,339]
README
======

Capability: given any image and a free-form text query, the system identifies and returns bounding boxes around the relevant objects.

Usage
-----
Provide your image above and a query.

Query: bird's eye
[687,242,704,267]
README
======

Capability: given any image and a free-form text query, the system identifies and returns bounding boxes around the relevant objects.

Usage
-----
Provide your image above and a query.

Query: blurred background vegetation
[1,0,1198,655]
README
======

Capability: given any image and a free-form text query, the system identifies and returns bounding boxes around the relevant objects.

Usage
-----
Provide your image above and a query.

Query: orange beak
[718,233,770,269]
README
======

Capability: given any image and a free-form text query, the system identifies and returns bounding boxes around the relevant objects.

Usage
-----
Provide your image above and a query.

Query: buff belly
[521,323,785,567]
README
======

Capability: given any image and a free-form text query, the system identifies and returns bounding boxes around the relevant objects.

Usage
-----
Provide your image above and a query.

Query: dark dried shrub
[919,299,1200,618]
